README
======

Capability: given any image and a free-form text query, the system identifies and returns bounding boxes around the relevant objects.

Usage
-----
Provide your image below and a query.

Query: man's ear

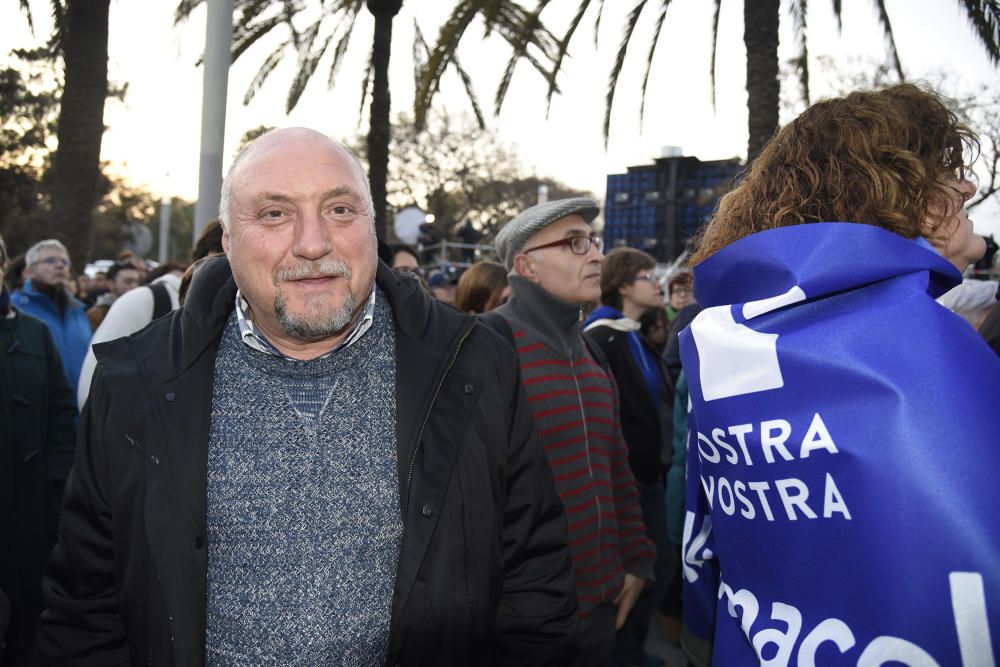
[513,253,537,282]
[221,228,231,255]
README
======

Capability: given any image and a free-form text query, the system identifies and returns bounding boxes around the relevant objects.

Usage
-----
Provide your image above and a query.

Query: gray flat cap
[494,197,601,269]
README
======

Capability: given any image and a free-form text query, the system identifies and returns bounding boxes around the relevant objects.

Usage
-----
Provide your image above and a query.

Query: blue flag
[680,222,1000,666]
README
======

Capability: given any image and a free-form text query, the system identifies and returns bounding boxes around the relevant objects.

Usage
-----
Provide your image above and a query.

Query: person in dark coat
[37,128,578,667]
[0,233,77,666]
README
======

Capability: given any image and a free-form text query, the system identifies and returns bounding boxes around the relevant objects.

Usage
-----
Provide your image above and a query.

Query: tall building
[603,152,743,262]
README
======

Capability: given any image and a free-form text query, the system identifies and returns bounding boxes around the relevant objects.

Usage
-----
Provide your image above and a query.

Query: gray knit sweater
[204,290,401,666]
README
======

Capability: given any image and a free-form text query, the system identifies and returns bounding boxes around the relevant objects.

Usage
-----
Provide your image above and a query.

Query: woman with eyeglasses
[678,84,999,666]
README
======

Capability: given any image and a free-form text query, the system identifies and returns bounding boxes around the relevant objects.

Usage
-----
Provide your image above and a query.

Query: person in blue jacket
[679,84,999,666]
[11,239,91,395]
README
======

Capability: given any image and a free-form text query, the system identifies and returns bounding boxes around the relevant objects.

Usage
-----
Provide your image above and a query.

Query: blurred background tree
[351,111,590,243]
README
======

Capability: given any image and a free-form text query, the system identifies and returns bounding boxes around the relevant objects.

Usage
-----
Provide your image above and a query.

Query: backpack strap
[148,283,172,320]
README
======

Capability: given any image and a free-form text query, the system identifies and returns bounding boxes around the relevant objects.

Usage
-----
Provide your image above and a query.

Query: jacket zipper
[570,343,602,556]
[401,321,475,517]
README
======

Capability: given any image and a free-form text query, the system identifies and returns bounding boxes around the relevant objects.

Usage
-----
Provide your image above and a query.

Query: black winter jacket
[585,322,673,485]
[37,257,579,666]
[0,305,76,660]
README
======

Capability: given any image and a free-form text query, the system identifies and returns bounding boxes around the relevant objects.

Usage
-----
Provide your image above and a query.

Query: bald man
[38,128,579,666]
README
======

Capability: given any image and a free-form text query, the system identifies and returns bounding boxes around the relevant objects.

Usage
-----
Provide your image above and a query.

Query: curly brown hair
[691,83,979,265]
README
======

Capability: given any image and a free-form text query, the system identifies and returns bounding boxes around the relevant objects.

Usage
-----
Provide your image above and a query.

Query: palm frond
[451,51,487,129]
[709,0,721,110]
[325,6,362,89]
[281,0,302,50]
[493,47,557,117]
[788,0,810,106]
[957,0,1000,64]
[231,14,284,63]
[871,0,904,80]
[243,42,289,105]
[413,3,479,128]
[481,0,505,37]
[492,2,560,58]
[593,0,607,48]
[638,0,672,128]
[18,0,34,34]
[491,3,549,115]
[413,20,485,129]
[545,0,592,115]
[235,0,275,25]
[413,20,428,93]
[286,24,330,112]
[175,0,202,23]
[604,0,649,145]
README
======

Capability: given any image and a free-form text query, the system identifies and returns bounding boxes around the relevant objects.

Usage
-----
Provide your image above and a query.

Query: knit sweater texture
[495,276,655,616]
[204,289,401,666]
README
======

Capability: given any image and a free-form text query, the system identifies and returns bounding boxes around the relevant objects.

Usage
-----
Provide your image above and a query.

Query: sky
[3,0,1000,237]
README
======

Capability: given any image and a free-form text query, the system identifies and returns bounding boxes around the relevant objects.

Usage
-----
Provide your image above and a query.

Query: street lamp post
[193,0,233,244]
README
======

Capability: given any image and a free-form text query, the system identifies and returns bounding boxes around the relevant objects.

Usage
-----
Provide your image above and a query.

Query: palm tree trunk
[48,0,110,268]
[743,0,780,164]
[366,0,403,242]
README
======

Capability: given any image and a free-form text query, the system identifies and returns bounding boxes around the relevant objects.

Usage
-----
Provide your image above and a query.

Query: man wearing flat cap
[491,198,655,667]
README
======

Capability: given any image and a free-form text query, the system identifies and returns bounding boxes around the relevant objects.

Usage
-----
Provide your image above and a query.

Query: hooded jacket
[679,223,1000,666]
[11,279,91,394]
[583,305,673,484]
[37,256,579,666]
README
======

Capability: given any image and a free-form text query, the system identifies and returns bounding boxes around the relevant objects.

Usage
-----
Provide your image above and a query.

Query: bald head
[219,128,373,232]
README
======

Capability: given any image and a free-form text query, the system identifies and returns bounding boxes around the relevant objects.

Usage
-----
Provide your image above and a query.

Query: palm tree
[176,0,558,240]
[498,0,1000,163]
[19,0,111,266]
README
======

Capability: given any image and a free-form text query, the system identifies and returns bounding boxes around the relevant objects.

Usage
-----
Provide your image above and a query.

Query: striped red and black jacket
[496,279,655,618]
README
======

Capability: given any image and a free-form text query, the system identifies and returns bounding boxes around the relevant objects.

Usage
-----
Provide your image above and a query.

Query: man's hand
[613,573,646,629]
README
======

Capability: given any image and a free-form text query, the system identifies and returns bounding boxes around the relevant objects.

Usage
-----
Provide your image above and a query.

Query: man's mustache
[274,260,352,284]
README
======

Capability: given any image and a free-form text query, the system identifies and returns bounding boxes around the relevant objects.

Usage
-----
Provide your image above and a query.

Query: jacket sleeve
[606,372,656,582]
[37,365,130,666]
[495,355,581,666]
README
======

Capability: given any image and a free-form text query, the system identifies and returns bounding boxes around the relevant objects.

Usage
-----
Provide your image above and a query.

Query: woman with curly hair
[679,84,999,667]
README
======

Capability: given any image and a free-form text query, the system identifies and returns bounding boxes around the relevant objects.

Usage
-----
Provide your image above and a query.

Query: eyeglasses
[631,273,658,284]
[33,256,70,268]
[671,287,692,296]
[521,234,603,256]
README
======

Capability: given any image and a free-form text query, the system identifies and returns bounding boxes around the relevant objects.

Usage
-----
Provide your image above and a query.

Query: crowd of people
[1,82,998,667]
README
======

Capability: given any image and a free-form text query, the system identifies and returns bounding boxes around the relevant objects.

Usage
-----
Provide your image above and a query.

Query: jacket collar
[500,275,586,355]
[582,304,641,333]
[17,278,85,311]
[110,255,474,384]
